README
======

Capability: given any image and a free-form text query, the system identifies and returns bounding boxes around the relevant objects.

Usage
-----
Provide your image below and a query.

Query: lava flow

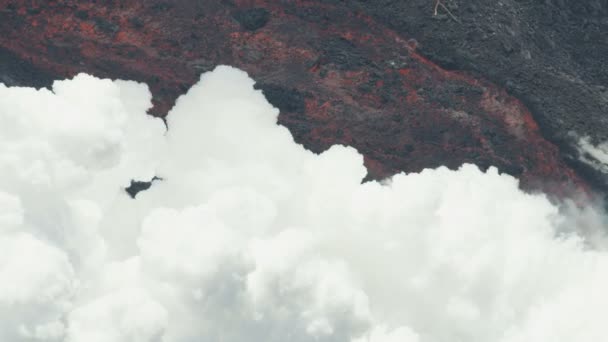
[0,0,589,197]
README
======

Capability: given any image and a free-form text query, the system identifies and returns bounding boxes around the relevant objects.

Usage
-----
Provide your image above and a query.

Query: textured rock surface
[1,0,604,197]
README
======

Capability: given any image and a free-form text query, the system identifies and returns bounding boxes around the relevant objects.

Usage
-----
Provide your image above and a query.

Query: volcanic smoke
[1,66,607,342]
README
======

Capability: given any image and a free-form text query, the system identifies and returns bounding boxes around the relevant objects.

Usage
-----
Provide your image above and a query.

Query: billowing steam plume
[1,66,607,342]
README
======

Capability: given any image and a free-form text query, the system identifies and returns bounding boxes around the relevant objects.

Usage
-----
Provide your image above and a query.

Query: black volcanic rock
[354,0,608,192]
[254,83,307,114]
[0,46,53,88]
[233,7,270,31]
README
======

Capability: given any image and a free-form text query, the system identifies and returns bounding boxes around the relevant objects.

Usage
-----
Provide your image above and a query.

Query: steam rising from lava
[1,66,607,342]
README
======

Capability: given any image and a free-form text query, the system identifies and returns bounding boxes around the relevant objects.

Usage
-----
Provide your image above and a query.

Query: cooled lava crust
[0,0,595,197]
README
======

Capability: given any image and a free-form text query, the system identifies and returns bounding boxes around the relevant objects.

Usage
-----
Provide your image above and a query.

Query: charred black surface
[93,17,119,35]
[321,37,370,71]
[232,7,270,31]
[0,46,53,88]
[254,83,307,114]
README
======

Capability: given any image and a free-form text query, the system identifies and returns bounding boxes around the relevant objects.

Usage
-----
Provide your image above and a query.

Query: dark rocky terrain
[356,0,608,195]
[1,0,606,199]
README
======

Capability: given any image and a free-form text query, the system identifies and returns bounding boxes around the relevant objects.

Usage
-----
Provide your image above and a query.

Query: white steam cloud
[1,66,607,341]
